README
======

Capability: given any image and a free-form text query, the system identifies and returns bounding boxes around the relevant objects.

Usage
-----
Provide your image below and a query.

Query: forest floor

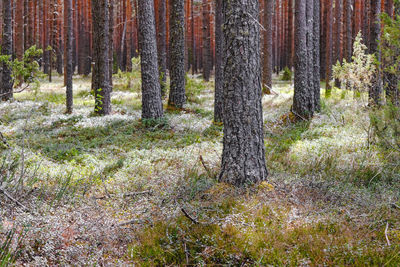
[1,72,400,266]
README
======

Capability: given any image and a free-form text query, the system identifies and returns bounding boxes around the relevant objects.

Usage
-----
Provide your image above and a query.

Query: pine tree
[202,0,211,81]
[214,0,224,123]
[92,0,112,115]
[263,0,273,94]
[137,0,164,119]
[1,0,13,101]
[157,0,167,96]
[369,0,382,106]
[168,0,186,109]
[219,0,268,186]
[65,0,73,113]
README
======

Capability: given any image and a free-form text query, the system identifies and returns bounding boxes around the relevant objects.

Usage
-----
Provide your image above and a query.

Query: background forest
[0,0,400,265]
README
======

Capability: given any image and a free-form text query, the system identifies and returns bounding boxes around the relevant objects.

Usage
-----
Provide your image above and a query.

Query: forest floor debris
[1,74,399,265]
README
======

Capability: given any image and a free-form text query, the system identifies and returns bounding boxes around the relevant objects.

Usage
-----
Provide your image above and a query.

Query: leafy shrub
[332,32,376,93]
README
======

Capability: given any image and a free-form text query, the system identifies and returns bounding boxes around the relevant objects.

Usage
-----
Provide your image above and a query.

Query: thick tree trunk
[214,0,224,123]
[219,0,268,186]
[313,0,321,111]
[369,0,382,106]
[168,0,186,109]
[65,0,73,113]
[293,0,315,120]
[263,0,273,94]
[1,0,13,101]
[157,0,167,96]
[202,0,211,81]
[92,0,112,115]
[138,0,164,119]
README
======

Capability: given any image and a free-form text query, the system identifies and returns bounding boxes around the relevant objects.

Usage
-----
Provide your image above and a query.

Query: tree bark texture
[219,0,268,186]
[313,0,321,111]
[202,0,211,81]
[65,0,74,113]
[168,0,186,109]
[1,0,13,101]
[138,0,164,119]
[157,0,167,96]
[214,0,224,123]
[263,0,273,94]
[92,0,112,115]
[369,0,382,106]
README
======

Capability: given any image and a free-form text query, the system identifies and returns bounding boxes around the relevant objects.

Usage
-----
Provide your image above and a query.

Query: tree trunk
[325,0,333,96]
[313,0,321,111]
[1,0,13,101]
[65,0,73,113]
[191,0,197,74]
[92,0,111,115]
[219,0,268,186]
[157,0,167,96]
[293,0,315,120]
[202,0,211,81]
[369,0,382,106]
[214,0,224,123]
[168,0,186,109]
[345,0,353,62]
[138,0,164,119]
[263,0,273,94]
[109,0,114,84]
[15,0,24,61]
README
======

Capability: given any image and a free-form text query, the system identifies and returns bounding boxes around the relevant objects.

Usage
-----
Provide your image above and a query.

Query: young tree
[137,0,164,119]
[92,0,112,115]
[219,0,268,186]
[263,0,273,94]
[1,0,13,101]
[65,0,73,113]
[214,0,224,123]
[168,0,186,109]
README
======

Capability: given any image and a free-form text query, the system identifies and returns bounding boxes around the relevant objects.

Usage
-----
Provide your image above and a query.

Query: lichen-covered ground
[1,73,399,266]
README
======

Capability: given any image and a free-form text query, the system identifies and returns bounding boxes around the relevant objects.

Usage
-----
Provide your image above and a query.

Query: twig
[0,187,29,212]
[0,84,30,97]
[199,155,212,177]
[391,203,400,210]
[115,219,145,227]
[123,190,152,198]
[385,222,391,246]
[181,208,199,224]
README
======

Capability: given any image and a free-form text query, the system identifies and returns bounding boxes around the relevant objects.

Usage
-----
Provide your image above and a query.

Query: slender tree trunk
[65,0,73,113]
[109,0,114,84]
[214,0,224,123]
[92,0,111,115]
[157,0,167,96]
[345,0,353,62]
[325,0,333,97]
[369,0,382,106]
[219,0,268,186]
[320,0,327,80]
[168,0,186,109]
[1,0,13,101]
[137,0,164,119]
[263,0,273,94]
[191,0,197,74]
[313,0,321,111]
[202,0,211,81]
[15,0,24,61]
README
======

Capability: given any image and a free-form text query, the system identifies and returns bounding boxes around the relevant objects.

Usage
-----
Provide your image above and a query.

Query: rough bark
[219,0,268,186]
[263,0,273,94]
[138,0,164,119]
[168,0,186,109]
[157,0,167,96]
[1,0,13,101]
[214,0,224,123]
[313,0,321,111]
[109,0,114,84]
[345,0,353,62]
[293,0,315,119]
[325,0,333,96]
[92,0,112,115]
[15,0,24,61]
[369,0,382,106]
[202,0,211,81]
[65,0,73,113]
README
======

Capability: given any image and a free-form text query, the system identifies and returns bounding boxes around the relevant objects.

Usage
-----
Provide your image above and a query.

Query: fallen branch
[0,187,29,212]
[115,219,146,227]
[385,222,391,246]
[123,190,152,198]
[181,208,200,224]
[391,203,400,210]
[0,84,30,98]
[199,155,212,177]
